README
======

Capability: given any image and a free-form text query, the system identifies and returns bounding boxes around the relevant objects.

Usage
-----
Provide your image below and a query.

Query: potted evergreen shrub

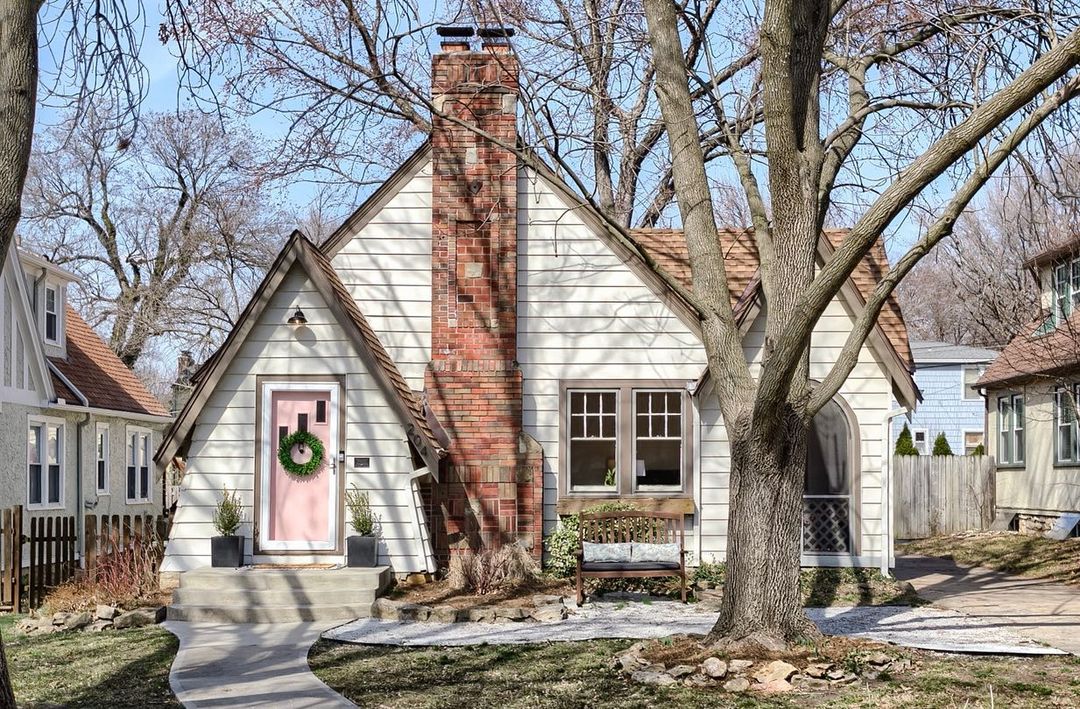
[211,486,245,568]
[345,484,378,567]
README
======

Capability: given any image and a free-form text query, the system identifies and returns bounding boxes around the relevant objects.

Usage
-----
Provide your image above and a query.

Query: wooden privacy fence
[893,455,995,539]
[0,507,167,611]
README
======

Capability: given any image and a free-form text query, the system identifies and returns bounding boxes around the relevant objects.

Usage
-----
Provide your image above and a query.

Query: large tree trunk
[0,0,39,273]
[708,405,817,651]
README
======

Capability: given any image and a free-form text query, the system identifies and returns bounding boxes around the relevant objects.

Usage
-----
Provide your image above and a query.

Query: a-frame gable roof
[2,245,56,402]
[156,231,445,469]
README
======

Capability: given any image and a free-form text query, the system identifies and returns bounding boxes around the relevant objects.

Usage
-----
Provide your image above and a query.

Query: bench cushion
[631,542,680,564]
[582,542,632,563]
[581,561,681,572]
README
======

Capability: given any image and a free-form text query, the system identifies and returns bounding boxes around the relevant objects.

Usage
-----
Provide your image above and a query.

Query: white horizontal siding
[163,264,427,573]
[330,159,433,390]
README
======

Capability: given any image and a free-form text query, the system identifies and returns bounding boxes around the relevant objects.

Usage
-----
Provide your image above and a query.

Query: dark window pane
[569,439,616,488]
[29,465,42,505]
[636,413,649,437]
[316,400,326,423]
[278,426,288,442]
[48,465,60,503]
[140,466,150,499]
[570,415,584,438]
[601,413,615,438]
[98,460,106,490]
[128,466,136,499]
[806,400,850,495]
[46,313,57,341]
[636,439,681,487]
[585,416,599,438]
[298,413,308,433]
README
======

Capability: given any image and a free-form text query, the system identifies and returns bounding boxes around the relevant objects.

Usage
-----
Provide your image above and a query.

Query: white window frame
[998,394,1025,465]
[27,415,65,510]
[962,429,985,456]
[96,423,110,494]
[1055,385,1080,465]
[43,283,61,345]
[126,426,153,503]
[961,364,985,402]
[567,389,620,493]
[912,428,929,456]
[632,389,685,493]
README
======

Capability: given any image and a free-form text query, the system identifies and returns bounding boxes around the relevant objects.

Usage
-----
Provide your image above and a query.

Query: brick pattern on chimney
[425,42,543,560]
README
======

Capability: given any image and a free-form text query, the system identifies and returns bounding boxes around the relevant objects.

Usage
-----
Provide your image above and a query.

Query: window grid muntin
[633,389,684,491]
[998,394,1024,464]
[568,390,618,491]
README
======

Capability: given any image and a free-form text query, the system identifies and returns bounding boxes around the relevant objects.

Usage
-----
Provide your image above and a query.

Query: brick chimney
[425,26,541,559]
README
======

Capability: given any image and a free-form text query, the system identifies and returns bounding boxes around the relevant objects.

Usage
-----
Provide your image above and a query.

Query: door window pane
[806,400,850,496]
[568,391,617,489]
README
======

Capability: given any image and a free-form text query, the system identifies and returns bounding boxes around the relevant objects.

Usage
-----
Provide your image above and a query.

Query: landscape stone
[430,606,461,623]
[397,604,433,622]
[618,654,648,673]
[723,676,751,692]
[95,605,119,621]
[63,611,93,631]
[630,670,677,686]
[372,598,402,621]
[728,659,754,672]
[758,678,794,693]
[531,594,563,607]
[494,606,530,621]
[465,607,496,623]
[804,662,832,679]
[866,651,893,666]
[701,657,727,679]
[826,668,847,681]
[667,664,695,678]
[87,620,112,632]
[529,604,568,623]
[404,573,429,586]
[753,660,799,684]
[112,607,163,629]
[683,673,712,688]
[51,612,70,626]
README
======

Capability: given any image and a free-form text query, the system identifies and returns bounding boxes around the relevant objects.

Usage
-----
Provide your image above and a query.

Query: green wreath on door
[277,431,326,477]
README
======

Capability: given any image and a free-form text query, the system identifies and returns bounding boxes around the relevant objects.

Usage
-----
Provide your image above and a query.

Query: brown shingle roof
[978,312,1080,388]
[631,228,912,367]
[49,305,169,417]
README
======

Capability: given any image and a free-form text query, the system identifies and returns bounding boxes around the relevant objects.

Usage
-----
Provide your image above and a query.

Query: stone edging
[373,594,572,624]
[16,605,166,635]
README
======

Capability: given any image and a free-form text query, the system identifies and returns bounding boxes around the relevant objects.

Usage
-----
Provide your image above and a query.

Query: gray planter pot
[211,535,244,568]
[347,535,377,567]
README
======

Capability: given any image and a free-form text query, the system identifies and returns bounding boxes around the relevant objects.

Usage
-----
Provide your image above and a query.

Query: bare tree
[21,109,286,365]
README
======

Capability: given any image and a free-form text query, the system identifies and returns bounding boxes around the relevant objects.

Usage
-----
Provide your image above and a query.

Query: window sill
[96,491,110,496]
[996,463,1026,470]
[556,496,694,515]
[27,504,65,511]
[126,498,153,504]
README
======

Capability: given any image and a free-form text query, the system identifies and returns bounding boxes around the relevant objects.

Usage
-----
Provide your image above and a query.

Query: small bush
[345,484,378,535]
[212,486,244,536]
[932,432,953,456]
[971,443,986,456]
[692,560,726,587]
[895,424,918,456]
[43,533,164,614]
[544,502,639,578]
[447,544,537,595]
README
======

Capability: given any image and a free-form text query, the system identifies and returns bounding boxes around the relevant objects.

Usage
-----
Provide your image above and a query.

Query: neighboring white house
[157,28,918,576]
[0,244,173,556]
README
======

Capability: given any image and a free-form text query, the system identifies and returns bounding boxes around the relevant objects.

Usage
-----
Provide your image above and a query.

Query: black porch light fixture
[287,308,308,327]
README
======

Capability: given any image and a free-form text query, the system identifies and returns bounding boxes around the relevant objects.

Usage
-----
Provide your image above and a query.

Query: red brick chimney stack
[426,26,542,559]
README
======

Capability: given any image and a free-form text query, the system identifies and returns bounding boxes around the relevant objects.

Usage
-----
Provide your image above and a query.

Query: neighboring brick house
[979,237,1080,536]
[891,341,998,455]
[0,244,172,555]
[156,27,918,575]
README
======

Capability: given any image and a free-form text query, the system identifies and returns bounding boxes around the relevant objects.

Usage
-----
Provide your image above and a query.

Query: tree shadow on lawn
[6,625,179,708]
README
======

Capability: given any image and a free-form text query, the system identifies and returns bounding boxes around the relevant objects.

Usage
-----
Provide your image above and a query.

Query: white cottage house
[156,28,918,578]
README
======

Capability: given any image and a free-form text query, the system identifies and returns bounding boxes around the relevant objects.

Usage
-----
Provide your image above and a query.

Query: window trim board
[27,414,66,510]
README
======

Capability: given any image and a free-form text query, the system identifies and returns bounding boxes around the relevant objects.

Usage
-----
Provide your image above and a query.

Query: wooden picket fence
[893,455,996,539]
[0,507,167,611]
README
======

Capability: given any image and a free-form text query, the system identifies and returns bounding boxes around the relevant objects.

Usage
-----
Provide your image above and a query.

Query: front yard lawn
[309,638,1080,708]
[901,531,1080,585]
[0,614,179,707]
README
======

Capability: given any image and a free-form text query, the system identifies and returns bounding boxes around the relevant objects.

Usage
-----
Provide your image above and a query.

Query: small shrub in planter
[345,484,379,567]
[211,486,245,568]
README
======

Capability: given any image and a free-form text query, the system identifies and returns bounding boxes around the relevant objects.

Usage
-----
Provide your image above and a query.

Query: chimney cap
[436,25,475,38]
[477,26,515,40]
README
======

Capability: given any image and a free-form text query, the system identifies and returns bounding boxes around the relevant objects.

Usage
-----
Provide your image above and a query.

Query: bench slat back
[578,511,684,547]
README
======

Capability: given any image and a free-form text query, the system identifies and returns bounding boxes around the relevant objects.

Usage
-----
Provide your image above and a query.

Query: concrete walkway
[896,555,1080,655]
[164,621,353,708]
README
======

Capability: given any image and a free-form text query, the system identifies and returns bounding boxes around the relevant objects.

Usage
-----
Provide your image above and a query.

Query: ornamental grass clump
[212,486,244,536]
[447,544,537,595]
[345,484,377,536]
[44,532,164,614]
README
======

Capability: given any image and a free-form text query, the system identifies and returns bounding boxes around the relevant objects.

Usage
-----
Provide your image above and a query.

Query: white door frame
[259,380,340,552]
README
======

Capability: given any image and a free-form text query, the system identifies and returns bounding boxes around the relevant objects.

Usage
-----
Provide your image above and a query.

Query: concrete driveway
[896,554,1080,655]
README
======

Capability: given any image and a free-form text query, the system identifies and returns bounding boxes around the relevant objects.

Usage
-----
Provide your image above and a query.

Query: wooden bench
[574,510,687,606]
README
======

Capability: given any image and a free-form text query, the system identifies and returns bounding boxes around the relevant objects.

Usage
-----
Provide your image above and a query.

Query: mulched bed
[388,576,575,610]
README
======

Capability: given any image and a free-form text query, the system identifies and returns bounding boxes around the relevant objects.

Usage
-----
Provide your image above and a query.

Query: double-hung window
[998,394,1025,465]
[96,424,110,493]
[44,285,59,344]
[126,428,152,502]
[564,383,690,497]
[1056,385,1080,464]
[962,365,985,401]
[28,419,63,507]
[1052,259,1080,326]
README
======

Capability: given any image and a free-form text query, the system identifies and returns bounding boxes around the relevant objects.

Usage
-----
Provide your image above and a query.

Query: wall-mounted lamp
[287,308,308,327]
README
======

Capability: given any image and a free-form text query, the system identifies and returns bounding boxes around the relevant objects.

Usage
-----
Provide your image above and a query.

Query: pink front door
[260,384,339,551]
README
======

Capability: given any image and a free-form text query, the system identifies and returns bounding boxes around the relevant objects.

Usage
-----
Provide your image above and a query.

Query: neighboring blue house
[892,340,999,455]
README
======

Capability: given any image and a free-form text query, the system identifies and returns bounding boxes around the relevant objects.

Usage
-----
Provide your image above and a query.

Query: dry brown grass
[901,531,1080,585]
[42,535,165,614]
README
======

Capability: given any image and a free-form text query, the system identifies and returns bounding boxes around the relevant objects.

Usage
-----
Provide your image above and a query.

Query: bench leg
[680,572,687,604]
[576,570,584,606]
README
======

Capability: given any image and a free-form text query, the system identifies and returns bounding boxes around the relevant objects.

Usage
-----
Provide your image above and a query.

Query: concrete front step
[167,603,374,623]
[168,565,392,624]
